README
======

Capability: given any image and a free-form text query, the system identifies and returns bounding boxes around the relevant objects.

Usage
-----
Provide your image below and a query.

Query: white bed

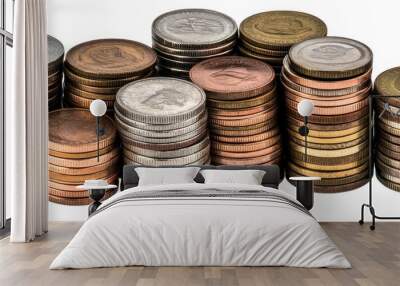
[50,179,350,269]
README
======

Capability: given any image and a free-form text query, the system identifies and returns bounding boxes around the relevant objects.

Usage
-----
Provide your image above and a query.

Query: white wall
[47,0,400,222]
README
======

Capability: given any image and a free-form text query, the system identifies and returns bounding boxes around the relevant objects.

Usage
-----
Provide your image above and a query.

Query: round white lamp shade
[297,100,314,117]
[90,99,107,117]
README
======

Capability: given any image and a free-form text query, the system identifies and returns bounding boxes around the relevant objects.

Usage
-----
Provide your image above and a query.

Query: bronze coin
[313,179,368,193]
[212,135,281,152]
[287,127,368,144]
[377,150,400,169]
[377,120,400,137]
[282,56,372,91]
[49,156,120,176]
[49,164,119,184]
[289,140,368,157]
[212,148,281,165]
[289,133,368,150]
[211,120,277,137]
[212,142,281,159]
[378,144,400,161]
[49,148,120,168]
[209,107,277,127]
[190,56,275,100]
[48,71,62,84]
[376,158,400,178]
[374,67,400,98]
[287,169,369,186]
[65,79,121,94]
[211,127,279,143]
[49,144,116,159]
[288,160,369,179]
[377,137,400,153]
[49,187,89,199]
[287,107,368,124]
[377,128,400,145]
[238,39,287,57]
[291,156,368,171]
[289,148,368,165]
[65,39,157,79]
[49,109,117,153]
[65,85,115,101]
[376,173,400,192]
[287,121,368,138]
[287,115,369,131]
[375,99,400,123]
[237,46,284,66]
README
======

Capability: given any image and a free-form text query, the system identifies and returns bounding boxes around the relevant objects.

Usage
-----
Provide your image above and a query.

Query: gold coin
[313,179,368,193]
[376,172,400,192]
[291,156,368,171]
[287,127,368,144]
[287,169,368,186]
[289,140,367,158]
[289,148,368,165]
[288,161,368,179]
[289,133,368,150]
[65,93,114,109]
[287,121,368,138]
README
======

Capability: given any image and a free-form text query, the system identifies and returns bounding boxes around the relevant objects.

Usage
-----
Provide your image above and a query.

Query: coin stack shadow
[374,67,400,192]
[48,35,64,111]
[114,77,210,166]
[190,56,281,166]
[48,109,121,205]
[238,11,327,75]
[284,37,373,192]
[63,39,157,112]
[152,9,237,79]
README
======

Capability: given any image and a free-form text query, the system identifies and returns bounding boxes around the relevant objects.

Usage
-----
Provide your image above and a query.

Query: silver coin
[116,77,206,124]
[48,35,64,67]
[124,136,210,159]
[152,9,237,49]
[288,37,373,79]
[115,112,207,138]
[123,154,210,166]
[115,106,207,131]
[123,144,210,166]
[118,122,207,144]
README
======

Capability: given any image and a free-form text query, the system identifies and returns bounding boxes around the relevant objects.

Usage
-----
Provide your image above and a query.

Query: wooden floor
[0,222,399,286]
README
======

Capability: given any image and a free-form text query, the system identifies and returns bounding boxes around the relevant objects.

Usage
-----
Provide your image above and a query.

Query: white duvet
[50,183,350,269]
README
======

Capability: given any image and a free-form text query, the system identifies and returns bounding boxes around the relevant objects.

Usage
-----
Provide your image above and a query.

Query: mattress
[50,183,350,269]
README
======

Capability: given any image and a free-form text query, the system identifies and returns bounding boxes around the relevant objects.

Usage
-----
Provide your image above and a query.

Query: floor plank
[0,222,399,286]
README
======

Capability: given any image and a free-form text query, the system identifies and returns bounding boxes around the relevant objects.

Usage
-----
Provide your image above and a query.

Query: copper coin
[190,56,275,100]
[49,148,120,168]
[287,107,368,124]
[209,107,277,127]
[49,144,116,159]
[211,120,277,137]
[289,140,368,157]
[65,79,121,95]
[283,81,371,106]
[64,66,152,87]
[212,148,281,165]
[49,187,89,199]
[207,87,276,109]
[207,100,275,117]
[48,173,118,191]
[65,85,115,101]
[286,96,368,116]
[287,115,369,131]
[211,127,279,143]
[287,128,368,144]
[282,56,372,90]
[313,179,368,193]
[290,133,368,150]
[289,148,368,165]
[377,128,400,145]
[121,130,208,152]
[291,156,368,171]
[212,142,281,159]
[212,135,280,152]
[49,109,117,153]
[65,39,157,79]
[287,169,368,186]
[49,164,119,184]
[65,93,114,109]
[49,156,120,176]
[49,191,114,206]
[48,71,62,84]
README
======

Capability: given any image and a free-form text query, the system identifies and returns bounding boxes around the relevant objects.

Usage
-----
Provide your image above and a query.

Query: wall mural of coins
[63,39,157,112]
[48,109,121,205]
[190,56,281,166]
[284,37,373,192]
[114,77,210,166]
[152,9,238,79]
[374,67,400,192]
[238,11,327,75]
[48,35,64,111]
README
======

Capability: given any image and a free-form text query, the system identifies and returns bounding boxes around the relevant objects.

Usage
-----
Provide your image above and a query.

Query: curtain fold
[8,0,48,242]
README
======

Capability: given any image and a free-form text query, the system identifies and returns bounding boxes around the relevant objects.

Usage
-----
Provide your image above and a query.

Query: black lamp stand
[359,94,400,230]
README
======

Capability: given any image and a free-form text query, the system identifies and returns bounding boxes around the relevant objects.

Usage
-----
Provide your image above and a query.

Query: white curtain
[7,0,48,242]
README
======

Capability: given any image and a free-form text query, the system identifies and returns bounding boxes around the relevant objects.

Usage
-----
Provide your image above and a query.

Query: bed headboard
[122,164,281,190]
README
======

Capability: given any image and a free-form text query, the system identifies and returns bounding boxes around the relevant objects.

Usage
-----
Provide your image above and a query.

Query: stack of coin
[284,37,373,192]
[115,77,210,165]
[374,67,400,192]
[63,39,157,111]
[238,11,327,75]
[48,109,121,205]
[48,35,64,111]
[152,9,237,79]
[190,56,281,166]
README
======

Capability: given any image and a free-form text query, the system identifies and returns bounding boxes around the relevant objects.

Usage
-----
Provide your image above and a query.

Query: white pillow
[136,167,201,186]
[200,169,266,185]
